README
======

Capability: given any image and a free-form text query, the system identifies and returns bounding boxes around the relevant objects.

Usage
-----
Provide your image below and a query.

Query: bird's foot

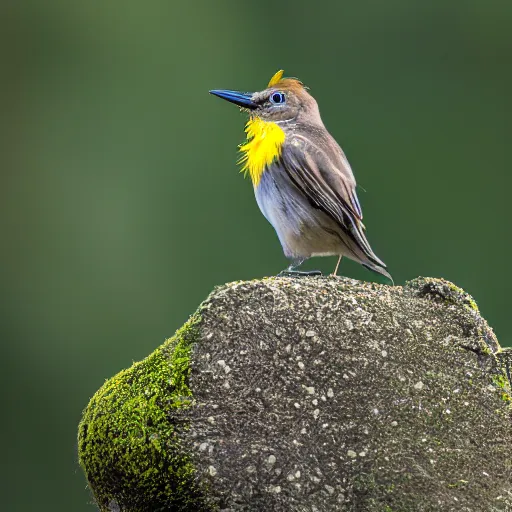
[278,269,323,278]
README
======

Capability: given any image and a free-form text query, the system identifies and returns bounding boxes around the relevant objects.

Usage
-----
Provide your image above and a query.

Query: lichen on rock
[78,277,512,511]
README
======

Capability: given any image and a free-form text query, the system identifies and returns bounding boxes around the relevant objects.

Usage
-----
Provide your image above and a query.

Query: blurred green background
[1,1,510,510]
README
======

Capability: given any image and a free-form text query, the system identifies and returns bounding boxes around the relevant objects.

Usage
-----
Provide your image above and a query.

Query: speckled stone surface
[79,276,512,511]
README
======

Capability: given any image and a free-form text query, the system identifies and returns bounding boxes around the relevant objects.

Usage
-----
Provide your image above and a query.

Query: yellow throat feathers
[239,117,285,187]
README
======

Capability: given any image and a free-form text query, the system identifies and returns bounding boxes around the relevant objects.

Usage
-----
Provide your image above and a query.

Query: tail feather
[362,262,394,285]
[347,221,392,283]
[335,224,393,284]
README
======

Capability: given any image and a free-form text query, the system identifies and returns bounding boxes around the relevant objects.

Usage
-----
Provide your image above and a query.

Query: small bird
[210,70,392,282]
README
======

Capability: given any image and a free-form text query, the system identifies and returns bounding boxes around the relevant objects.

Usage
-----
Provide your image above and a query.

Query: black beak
[209,89,257,110]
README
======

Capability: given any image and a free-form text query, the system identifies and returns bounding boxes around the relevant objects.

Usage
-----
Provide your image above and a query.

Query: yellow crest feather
[267,70,284,87]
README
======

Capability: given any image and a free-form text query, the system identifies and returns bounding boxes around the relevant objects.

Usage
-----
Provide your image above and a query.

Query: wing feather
[293,133,363,221]
[279,133,386,268]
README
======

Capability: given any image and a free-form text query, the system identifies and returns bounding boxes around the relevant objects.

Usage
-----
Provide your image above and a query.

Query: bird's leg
[278,257,322,277]
[332,255,343,276]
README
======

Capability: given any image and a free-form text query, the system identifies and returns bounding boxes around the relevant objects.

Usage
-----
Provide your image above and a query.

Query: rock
[78,277,512,511]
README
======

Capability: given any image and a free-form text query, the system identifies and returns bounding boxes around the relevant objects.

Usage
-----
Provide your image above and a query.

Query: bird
[210,70,392,282]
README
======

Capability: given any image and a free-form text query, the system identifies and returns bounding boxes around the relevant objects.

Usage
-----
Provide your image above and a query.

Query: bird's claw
[277,269,323,278]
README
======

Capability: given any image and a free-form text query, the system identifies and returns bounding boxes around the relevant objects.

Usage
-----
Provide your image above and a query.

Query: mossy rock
[78,277,512,511]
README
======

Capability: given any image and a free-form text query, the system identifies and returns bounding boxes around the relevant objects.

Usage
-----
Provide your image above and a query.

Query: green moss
[447,479,468,489]
[406,277,480,313]
[446,282,479,312]
[496,348,512,387]
[78,314,206,511]
[478,338,493,356]
[491,373,512,403]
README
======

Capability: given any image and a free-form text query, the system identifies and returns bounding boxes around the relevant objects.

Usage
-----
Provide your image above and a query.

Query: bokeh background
[1,1,511,510]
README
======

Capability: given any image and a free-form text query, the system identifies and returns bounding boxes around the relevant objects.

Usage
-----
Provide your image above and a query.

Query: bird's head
[210,70,321,124]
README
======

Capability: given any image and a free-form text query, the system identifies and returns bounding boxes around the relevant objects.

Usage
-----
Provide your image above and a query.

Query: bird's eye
[270,92,286,105]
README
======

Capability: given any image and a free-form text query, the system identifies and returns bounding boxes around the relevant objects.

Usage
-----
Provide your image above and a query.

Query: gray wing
[279,132,386,269]
[294,132,363,221]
